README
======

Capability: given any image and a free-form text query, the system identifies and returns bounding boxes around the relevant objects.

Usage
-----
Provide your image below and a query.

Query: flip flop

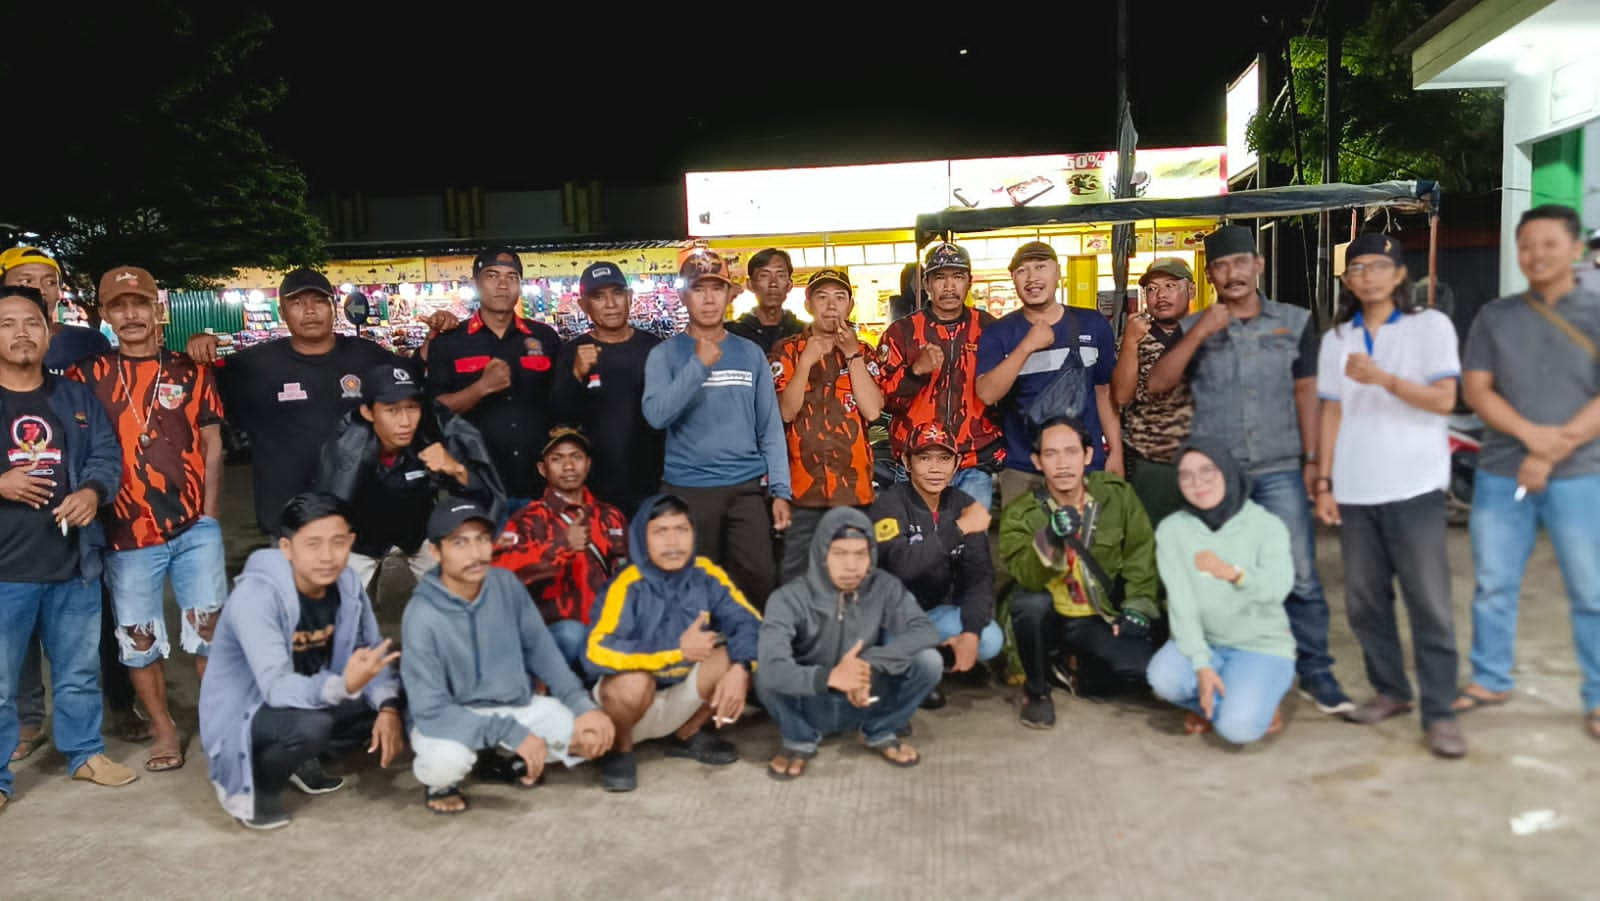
[766,748,815,782]
[871,740,921,769]
[145,742,185,773]
[10,730,47,762]
[1452,689,1509,713]
[424,785,469,816]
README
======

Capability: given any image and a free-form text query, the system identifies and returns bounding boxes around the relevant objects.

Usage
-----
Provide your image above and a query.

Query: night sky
[252,1,1320,195]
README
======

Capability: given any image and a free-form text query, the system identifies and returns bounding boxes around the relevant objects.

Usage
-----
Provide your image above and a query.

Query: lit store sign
[685,147,1225,237]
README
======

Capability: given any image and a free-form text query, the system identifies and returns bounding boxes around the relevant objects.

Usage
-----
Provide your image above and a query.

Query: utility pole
[1316,3,1342,325]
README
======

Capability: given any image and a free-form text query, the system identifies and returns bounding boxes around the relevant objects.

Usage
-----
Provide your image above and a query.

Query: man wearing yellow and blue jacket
[584,494,762,792]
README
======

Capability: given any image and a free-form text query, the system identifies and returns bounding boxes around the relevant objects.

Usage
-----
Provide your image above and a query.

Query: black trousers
[663,478,776,611]
[1012,591,1155,698]
[250,701,375,797]
[1337,490,1458,726]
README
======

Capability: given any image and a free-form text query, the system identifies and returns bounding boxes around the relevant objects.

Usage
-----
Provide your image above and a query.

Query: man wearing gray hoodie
[755,507,942,780]
[402,498,616,815]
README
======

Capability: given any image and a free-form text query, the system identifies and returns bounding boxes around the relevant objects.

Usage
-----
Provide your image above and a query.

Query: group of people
[2,201,1597,828]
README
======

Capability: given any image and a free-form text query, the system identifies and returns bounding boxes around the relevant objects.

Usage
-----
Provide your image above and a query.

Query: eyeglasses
[1344,260,1396,277]
[1177,464,1222,486]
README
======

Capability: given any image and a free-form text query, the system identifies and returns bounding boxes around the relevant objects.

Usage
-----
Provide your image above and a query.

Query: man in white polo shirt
[1313,233,1466,758]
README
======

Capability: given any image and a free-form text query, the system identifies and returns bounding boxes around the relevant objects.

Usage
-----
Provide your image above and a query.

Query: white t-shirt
[1316,308,1461,505]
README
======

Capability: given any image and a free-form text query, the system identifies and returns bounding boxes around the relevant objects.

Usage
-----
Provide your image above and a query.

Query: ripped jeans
[103,517,228,668]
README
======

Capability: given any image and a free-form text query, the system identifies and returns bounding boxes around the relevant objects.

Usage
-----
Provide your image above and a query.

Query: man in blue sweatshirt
[402,497,616,814]
[198,493,404,830]
[643,250,791,610]
[585,493,763,792]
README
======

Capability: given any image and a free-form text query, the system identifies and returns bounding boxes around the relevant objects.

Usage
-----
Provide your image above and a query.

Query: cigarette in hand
[1514,486,1528,502]
[868,696,880,705]
[713,716,737,726]
[59,519,69,536]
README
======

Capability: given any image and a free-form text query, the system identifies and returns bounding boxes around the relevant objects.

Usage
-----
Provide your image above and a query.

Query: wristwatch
[1301,452,1318,466]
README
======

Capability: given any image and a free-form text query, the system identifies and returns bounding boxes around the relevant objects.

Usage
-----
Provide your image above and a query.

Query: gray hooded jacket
[757,507,940,696]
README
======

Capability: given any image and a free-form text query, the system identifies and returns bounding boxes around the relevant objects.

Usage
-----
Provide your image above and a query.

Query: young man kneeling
[199,493,404,830]
[756,508,942,780]
[584,494,761,793]
[402,498,616,814]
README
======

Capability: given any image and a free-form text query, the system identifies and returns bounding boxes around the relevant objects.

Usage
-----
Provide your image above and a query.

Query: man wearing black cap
[1111,257,1197,528]
[976,241,1122,508]
[1147,225,1352,715]
[186,268,417,536]
[427,248,562,510]
[313,362,504,604]
[726,248,804,354]
[550,262,663,517]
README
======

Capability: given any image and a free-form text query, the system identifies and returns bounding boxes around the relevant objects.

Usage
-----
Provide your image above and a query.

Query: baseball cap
[98,266,159,303]
[805,268,852,297]
[579,262,628,297]
[923,242,971,275]
[678,249,733,286]
[1345,232,1406,267]
[1139,258,1194,286]
[0,246,60,276]
[426,497,495,544]
[278,267,334,299]
[1008,241,1058,271]
[472,248,524,277]
[541,424,592,458]
[362,363,421,405]
[907,422,958,455]
[1203,225,1256,260]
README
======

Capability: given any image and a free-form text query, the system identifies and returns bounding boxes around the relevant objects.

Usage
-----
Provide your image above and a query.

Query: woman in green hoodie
[1146,438,1297,744]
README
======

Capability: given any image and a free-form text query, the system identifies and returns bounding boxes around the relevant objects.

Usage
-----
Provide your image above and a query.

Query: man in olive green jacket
[1000,416,1159,729]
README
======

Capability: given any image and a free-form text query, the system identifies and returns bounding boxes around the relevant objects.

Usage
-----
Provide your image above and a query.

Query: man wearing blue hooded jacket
[584,493,763,792]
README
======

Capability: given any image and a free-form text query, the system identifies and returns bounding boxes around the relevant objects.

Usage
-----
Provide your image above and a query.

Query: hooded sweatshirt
[402,566,597,751]
[584,493,763,685]
[199,549,399,821]
[756,507,941,697]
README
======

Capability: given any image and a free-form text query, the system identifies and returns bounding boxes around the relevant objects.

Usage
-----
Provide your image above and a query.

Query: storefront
[1409,0,1600,293]
[686,146,1230,341]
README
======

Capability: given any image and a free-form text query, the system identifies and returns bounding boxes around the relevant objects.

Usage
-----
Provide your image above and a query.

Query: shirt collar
[541,484,592,511]
[466,309,533,336]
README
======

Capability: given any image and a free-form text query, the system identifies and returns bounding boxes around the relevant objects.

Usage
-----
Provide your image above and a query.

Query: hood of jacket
[801,506,896,606]
[628,493,697,591]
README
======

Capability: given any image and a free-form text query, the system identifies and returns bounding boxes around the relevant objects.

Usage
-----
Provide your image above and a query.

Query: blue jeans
[755,648,942,753]
[548,620,590,673]
[925,605,1004,662]
[1146,639,1295,745]
[1468,471,1600,711]
[1249,470,1334,679]
[892,464,994,510]
[0,578,105,795]
[103,517,228,668]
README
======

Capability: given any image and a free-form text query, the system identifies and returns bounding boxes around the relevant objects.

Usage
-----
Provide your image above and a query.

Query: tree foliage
[1247,0,1502,193]
[0,4,324,298]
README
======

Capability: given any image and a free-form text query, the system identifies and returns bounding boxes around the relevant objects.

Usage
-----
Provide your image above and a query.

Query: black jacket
[868,481,993,636]
[314,401,506,549]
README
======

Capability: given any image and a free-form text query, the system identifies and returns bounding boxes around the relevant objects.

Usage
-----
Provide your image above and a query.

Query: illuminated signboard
[1225,58,1262,183]
[685,147,1226,237]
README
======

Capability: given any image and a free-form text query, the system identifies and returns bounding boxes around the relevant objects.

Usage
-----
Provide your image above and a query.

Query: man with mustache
[1111,258,1197,527]
[1147,226,1352,715]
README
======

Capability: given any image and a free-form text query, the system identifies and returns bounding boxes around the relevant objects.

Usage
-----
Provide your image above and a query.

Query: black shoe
[237,792,292,831]
[472,749,531,784]
[288,759,345,795]
[920,688,947,710]
[662,731,739,766]
[599,751,637,792]
[1020,692,1056,730]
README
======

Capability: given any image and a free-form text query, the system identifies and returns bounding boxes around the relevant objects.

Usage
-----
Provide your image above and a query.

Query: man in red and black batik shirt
[74,266,226,773]
[877,243,1004,509]
[492,427,627,677]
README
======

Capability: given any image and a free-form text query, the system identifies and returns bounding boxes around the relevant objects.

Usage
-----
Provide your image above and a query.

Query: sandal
[1183,712,1214,735]
[10,729,47,762]
[116,709,152,744]
[424,785,469,815]
[1586,708,1600,742]
[766,748,815,781]
[145,739,185,772]
[1452,687,1509,714]
[871,740,920,768]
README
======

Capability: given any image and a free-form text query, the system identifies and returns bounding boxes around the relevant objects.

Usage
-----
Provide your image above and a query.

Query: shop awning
[915,180,1440,244]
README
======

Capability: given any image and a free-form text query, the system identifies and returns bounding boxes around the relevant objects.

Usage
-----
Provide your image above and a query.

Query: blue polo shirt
[976,305,1116,472]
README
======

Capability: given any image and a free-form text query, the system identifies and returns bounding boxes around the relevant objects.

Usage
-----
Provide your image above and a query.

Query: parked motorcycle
[1447,412,1482,526]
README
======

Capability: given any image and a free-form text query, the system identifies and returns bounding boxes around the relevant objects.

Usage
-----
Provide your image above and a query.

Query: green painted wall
[163,291,242,348]
[1531,129,1584,211]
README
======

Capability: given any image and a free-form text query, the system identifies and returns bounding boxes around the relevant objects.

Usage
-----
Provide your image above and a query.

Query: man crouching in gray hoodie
[401,497,616,815]
[756,507,943,780]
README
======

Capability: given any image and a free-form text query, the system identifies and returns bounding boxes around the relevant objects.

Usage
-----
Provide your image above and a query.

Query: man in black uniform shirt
[725,248,804,355]
[427,248,562,512]
[551,262,663,516]
[187,268,419,536]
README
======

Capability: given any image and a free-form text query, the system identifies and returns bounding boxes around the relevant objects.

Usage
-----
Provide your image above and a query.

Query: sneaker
[1297,674,1355,715]
[1020,692,1056,730]
[237,792,292,831]
[1344,694,1414,725]
[71,753,138,787]
[919,688,947,711]
[599,751,637,792]
[289,759,345,795]
[1425,720,1468,759]
[662,731,738,766]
